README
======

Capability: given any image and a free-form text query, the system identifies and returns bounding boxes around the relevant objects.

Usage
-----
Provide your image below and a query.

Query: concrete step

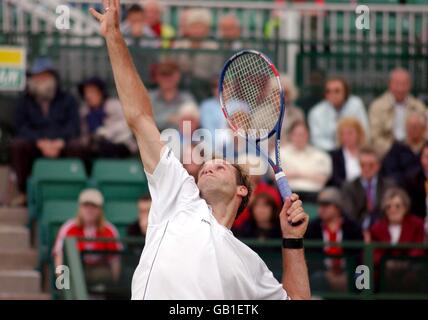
[0,207,28,226]
[0,270,41,294]
[0,250,37,270]
[0,226,30,250]
[0,292,51,300]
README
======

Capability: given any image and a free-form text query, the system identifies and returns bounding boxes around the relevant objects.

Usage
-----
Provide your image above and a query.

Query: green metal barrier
[62,237,428,300]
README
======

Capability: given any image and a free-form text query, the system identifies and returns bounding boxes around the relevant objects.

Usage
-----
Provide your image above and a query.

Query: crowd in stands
[6,0,428,293]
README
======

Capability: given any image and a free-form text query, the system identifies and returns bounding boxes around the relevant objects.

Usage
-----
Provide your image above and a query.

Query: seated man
[90,0,311,300]
[10,57,80,203]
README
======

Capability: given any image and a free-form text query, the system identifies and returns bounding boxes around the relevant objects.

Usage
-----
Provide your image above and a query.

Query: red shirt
[53,219,122,265]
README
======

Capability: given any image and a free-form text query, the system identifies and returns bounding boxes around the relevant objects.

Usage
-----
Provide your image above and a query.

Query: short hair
[325,76,350,101]
[126,4,144,18]
[336,117,366,147]
[406,110,427,127]
[230,162,252,216]
[185,8,212,27]
[381,187,411,214]
[359,145,381,162]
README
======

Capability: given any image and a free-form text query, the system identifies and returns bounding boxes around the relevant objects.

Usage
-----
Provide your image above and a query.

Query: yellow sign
[0,46,26,91]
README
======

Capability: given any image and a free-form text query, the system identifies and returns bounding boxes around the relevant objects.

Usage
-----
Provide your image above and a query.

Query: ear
[236,185,248,198]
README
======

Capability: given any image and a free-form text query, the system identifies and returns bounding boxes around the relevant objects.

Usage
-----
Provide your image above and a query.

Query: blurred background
[0,0,427,300]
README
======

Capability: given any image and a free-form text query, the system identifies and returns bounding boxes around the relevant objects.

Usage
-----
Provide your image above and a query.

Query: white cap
[78,188,104,207]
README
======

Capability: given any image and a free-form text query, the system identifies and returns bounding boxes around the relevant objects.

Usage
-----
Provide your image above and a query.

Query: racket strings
[222,53,281,139]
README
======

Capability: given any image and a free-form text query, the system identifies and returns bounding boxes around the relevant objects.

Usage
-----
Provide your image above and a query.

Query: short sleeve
[145,147,200,225]
[254,260,289,300]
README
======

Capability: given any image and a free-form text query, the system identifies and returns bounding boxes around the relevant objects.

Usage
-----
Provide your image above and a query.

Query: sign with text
[0,46,26,91]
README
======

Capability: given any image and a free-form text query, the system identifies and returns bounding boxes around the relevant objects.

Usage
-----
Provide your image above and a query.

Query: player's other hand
[279,193,309,239]
[89,0,121,37]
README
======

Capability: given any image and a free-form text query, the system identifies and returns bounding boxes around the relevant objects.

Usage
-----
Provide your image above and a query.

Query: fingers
[290,193,299,202]
[114,0,120,10]
[89,7,103,21]
[282,197,292,214]
[102,0,110,10]
[289,211,308,224]
[287,199,302,216]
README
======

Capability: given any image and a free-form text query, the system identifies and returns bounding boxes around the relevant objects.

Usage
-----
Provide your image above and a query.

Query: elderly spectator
[78,77,137,159]
[342,146,395,236]
[233,192,281,239]
[370,188,425,276]
[174,8,223,92]
[403,142,428,219]
[142,0,175,38]
[369,68,427,157]
[329,117,366,188]
[382,111,427,185]
[10,57,80,202]
[127,195,152,237]
[219,14,242,50]
[308,76,369,151]
[149,60,196,131]
[306,187,363,292]
[280,74,305,138]
[53,189,122,282]
[278,120,331,200]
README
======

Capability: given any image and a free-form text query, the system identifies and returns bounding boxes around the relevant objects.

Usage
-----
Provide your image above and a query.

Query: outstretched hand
[279,193,309,239]
[89,0,121,37]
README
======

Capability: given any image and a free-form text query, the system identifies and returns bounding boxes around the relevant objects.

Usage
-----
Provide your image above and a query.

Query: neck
[161,88,178,101]
[325,215,342,231]
[209,197,238,229]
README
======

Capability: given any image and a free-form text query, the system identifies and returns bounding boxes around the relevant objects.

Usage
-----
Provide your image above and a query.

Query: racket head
[218,50,286,142]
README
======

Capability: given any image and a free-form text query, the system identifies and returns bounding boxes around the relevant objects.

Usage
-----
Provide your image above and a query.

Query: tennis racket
[218,49,292,202]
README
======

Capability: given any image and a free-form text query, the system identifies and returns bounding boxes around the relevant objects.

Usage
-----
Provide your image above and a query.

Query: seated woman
[370,188,425,291]
[233,192,281,240]
[53,189,122,284]
[277,120,332,202]
[329,117,365,187]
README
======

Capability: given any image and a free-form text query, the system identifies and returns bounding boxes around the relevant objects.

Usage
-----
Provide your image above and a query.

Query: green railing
[61,237,428,300]
[0,32,427,105]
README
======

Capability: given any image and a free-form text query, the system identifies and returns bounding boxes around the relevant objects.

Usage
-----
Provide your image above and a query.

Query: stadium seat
[104,201,139,238]
[38,200,78,265]
[27,158,87,222]
[90,159,149,202]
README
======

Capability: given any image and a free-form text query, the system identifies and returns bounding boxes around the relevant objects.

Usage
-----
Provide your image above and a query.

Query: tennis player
[90,0,310,300]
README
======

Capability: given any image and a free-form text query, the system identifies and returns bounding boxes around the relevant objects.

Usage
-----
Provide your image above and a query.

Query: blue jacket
[14,89,80,141]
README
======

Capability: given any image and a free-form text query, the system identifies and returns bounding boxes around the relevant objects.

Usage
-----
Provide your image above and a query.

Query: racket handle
[275,171,292,200]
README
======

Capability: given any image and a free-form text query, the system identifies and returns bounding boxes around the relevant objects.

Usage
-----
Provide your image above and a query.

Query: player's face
[197,159,238,199]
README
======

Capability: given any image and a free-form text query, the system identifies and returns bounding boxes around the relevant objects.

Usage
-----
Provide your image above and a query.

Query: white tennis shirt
[131,148,288,300]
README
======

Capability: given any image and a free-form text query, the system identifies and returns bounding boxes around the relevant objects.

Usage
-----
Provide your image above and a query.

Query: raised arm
[280,194,311,300]
[90,0,163,173]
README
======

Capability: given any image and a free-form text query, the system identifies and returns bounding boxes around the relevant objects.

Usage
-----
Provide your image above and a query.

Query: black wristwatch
[282,238,304,249]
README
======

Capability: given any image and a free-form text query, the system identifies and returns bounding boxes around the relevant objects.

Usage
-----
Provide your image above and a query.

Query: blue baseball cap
[29,57,56,76]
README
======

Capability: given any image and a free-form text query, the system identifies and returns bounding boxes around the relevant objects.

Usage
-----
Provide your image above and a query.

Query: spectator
[342,146,395,236]
[174,8,223,94]
[280,74,305,138]
[141,0,175,47]
[233,192,281,239]
[382,111,427,185]
[370,188,425,276]
[10,57,80,203]
[149,60,196,131]
[329,117,366,188]
[200,76,230,153]
[218,14,242,50]
[369,68,427,157]
[306,187,363,292]
[127,195,152,237]
[278,120,331,201]
[308,76,369,151]
[233,154,281,229]
[53,189,122,282]
[403,142,428,219]
[78,77,137,159]
[121,4,151,38]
